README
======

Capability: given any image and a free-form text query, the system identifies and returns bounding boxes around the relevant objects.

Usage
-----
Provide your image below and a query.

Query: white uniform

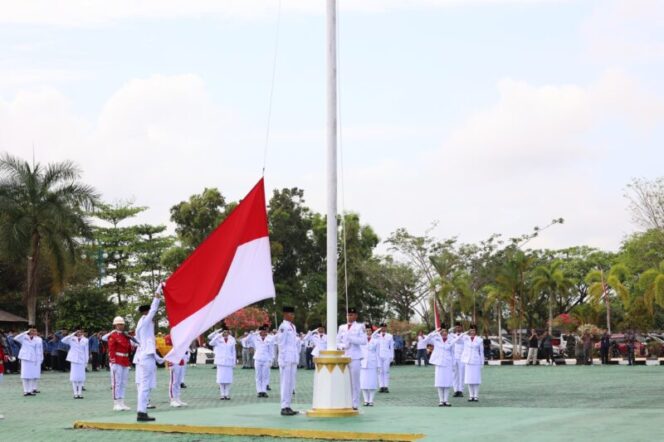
[135,297,160,413]
[425,331,461,404]
[360,338,379,405]
[372,330,394,390]
[452,332,466,393]
[16,331,43,394]
[62,334,89,396]
[305,331,327,358]
[337,322,367,409]
[276,320,299,409]
[247,333,273,394]
[208,331,236,398]
[461,335,484,399]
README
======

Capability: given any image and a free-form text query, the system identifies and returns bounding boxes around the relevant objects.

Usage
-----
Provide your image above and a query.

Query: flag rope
[262,0,282,176]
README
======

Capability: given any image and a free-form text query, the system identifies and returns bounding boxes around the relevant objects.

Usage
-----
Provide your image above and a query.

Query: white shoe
[119,401,131,411]
[170,400,182,407]
[176,399,188,406]
[113,400,123,411]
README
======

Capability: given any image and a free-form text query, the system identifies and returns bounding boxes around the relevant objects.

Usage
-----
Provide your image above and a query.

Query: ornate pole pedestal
[307,350,357,417]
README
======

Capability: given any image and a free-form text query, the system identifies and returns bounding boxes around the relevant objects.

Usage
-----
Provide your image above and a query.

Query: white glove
[155,282,165,296]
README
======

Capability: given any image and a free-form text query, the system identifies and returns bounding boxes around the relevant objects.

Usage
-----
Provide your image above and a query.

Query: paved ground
[2,363,663,441]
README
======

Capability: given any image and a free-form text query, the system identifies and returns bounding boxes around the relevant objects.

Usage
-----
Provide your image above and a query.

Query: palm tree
[483,283,511,359]
[0,154,98,324]
[585,264,631,334]
[532,260,573,335]
[638,260,664,315]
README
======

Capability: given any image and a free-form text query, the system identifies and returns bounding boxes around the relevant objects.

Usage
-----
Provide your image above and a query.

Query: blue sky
[1,0,662,251]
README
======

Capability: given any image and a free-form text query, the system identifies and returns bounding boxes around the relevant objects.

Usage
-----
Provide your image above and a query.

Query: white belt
[115,352,129,357]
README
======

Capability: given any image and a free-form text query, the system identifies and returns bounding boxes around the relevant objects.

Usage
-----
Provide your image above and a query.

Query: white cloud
[341,70,664,251]
[583,0,664,62]
[0,0,571,26]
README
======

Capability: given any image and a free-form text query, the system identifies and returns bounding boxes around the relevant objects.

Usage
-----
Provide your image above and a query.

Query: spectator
[540,330,554,366]
[48,334,60,371]
[582,331,593,365]
[393,335,404,365]
[6,331,21,374]
[416,331,429,366]
[600,331,611,365]
[625,329,636,366]
[482,333,492,361]
[56,330,70,372]
[526,329,539,365]
[89,332,100,371]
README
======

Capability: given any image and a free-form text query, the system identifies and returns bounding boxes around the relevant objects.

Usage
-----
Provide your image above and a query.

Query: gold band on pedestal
[313,352,351,374]
[306,408,359,417]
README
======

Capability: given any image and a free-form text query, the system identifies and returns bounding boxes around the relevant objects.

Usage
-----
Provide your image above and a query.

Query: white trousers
[71,381,84,396]
[137,356,156,413]
[169,365,185,400]
[349,359,361,409]
[219,383,231,397]
[526,348,538,364]
[361,389,376,404]
[378,358,391,388]
[255,360,271,393]
[111,364,129,400]
[21,379,38,393]
[437,387,450,403]
[467,384,480,398]
[279,362,297,409]
[453,361,465,392]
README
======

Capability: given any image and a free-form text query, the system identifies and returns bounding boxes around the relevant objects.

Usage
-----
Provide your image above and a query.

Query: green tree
[0,154,98,324]
[586,264,631,334]
[532,260,573,334]
[55,287,118,332]
[638,260,664,315]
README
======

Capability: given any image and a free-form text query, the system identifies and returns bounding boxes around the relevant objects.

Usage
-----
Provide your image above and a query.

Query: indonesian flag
[163,178,275,363]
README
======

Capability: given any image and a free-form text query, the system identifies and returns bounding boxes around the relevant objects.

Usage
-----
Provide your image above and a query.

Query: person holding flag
[135,283,163,422]
[208,326,236,400]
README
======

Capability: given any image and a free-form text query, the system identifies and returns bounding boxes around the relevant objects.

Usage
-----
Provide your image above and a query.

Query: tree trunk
[498,304,504,360]
[26,231,41,326]
[548,292,553,335]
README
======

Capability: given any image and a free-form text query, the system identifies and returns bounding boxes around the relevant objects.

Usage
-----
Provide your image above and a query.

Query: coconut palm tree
[585,264,631,334]
[483,283,511,359]
[532,260,573,334]
[0,154,98,324]
[638,260,664,314]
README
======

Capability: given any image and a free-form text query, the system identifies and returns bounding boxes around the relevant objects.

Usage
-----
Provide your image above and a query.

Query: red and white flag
[164,178,275,363]
[433,298,441,330]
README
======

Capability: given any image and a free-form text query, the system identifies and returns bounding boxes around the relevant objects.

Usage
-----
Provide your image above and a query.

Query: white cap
[112,316,125,325]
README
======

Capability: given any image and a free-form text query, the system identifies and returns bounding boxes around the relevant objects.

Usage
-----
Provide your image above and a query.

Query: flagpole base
[307,350,358,418]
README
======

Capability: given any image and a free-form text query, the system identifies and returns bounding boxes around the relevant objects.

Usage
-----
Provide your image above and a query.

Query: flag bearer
[360,329,379,406]
[135,283,163,422]
[452,322,466,397]
[461,325,484,402]
[247,325,274,397]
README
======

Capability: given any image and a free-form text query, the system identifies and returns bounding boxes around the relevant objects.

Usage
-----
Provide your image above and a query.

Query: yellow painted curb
[73,420,424,441]
[306,407,359,417]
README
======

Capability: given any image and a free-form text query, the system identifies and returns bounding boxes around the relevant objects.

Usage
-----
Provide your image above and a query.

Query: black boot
[137,412,155,422]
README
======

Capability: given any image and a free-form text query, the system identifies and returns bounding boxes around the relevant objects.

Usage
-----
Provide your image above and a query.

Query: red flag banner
[163,178,275,363]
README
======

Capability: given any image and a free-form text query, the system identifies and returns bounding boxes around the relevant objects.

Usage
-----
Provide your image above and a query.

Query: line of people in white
[10,294,483,419]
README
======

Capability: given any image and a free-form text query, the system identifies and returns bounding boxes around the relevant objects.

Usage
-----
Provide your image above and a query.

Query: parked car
[594,334,647,357]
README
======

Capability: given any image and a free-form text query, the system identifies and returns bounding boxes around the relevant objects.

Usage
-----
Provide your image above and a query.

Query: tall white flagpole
[307,0,356,417]
[325,0,338,354]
